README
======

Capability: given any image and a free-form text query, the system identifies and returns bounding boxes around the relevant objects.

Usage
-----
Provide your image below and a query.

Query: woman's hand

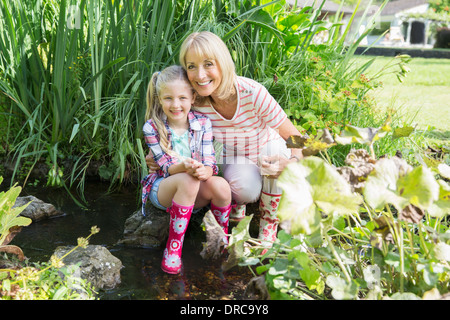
[260,155,296,179]
[146,153,159,173]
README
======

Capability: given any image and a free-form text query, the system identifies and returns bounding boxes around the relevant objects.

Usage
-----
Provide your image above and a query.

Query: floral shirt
[141,111,218,214]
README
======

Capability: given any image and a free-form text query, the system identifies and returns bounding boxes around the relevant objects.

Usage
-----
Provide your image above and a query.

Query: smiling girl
[141,65,231,274]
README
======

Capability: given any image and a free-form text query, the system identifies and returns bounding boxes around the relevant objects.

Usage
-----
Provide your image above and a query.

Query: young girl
[141,65,231,274]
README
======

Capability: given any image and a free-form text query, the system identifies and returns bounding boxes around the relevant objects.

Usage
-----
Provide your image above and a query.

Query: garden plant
[218,123,450,300]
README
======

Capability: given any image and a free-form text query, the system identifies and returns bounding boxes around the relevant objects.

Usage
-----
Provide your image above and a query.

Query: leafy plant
[0,176,32,261]
[0,226,100,300]
[221,122,450,300]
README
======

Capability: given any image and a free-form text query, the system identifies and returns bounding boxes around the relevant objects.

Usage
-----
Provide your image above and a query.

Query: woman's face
[184,48,222,99]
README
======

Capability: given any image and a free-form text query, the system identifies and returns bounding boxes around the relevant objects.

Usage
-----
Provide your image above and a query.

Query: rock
[118,202,262,248]
[53,245,122,290]
[244,275,270,300]
[117,205,170,248]
[14,195,64,221]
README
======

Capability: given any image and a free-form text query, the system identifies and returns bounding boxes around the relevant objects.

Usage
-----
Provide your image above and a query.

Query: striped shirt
[194,76,287,163]
[141,111,218,214]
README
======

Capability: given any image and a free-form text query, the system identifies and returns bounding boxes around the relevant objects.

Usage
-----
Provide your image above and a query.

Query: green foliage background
[0,0,399,193]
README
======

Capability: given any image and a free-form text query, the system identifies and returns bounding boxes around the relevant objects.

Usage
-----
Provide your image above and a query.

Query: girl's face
[159,79,195,127]
[184,49,222,99]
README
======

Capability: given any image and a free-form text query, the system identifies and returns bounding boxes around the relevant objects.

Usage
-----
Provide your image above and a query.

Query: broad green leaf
[389,292,421,300]
[434,242,450,262]
[427,180,450,218]
[438,163,450,179]
[325,275,358,300]
[0,183,32,245]
[334,124,390,146]
[334,117,391,146]
[392,126,414,139]
[397,166,440,210]
[278,157,361,235]
[364,158,439,212]
[229,214,253,247]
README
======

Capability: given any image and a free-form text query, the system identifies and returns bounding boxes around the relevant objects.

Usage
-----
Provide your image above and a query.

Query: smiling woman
[173,31,305,252]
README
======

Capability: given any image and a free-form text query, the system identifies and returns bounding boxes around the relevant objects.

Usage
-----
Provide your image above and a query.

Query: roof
[381,0,429,15]
[286,0,354,14]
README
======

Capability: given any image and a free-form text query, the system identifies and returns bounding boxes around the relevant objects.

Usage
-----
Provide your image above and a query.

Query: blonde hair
[145,65,193,155]
[179,31,237,103]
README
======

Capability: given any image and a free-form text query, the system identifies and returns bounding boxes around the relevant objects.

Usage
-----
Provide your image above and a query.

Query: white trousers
[221,137,291,204]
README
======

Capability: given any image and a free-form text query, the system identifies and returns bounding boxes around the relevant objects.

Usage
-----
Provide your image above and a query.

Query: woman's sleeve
[143,121,179,177]
[254,82,287,129]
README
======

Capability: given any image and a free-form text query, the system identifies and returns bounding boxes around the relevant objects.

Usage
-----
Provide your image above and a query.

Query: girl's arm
[143,120,180,177]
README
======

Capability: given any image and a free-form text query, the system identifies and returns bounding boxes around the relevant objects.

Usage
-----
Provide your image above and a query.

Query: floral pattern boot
[258,191,281,249]
[161,201,194,274]
[211,203,231,246]
[229,201,246,222]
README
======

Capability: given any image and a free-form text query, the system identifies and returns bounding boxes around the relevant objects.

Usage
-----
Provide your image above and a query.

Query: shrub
[220,123,450,300]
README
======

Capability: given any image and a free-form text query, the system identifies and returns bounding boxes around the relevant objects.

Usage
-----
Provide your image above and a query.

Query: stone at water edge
[53,245,122,290]
[117,205,170,248]
[14,195,64,221]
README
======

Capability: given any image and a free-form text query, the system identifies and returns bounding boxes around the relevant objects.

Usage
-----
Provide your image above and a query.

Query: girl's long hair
[145,65,192,155]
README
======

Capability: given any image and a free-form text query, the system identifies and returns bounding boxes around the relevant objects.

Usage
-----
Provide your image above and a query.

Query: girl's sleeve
[254,82,287,129]
[143,121,179,177]
[201,118,219,175]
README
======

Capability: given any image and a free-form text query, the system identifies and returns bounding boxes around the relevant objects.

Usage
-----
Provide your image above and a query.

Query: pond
[9,181,255,300]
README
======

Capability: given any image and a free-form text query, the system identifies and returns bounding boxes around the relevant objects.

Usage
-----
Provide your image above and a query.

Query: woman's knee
[223,165,262,204]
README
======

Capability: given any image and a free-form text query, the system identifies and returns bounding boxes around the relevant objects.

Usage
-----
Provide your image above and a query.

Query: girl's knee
[203,176,231,199]
[177,173,201,194]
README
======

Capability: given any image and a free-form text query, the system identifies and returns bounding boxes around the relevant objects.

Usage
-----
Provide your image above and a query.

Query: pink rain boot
[161,200,194,274]
[211,203,231,246]
[258,191,282,251]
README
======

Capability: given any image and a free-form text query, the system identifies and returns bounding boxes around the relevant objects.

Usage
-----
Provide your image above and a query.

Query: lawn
[352,56,450,133]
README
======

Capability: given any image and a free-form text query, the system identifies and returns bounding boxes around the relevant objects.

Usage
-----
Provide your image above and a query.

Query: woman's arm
[260,118,304,179]
[277,118,304,160]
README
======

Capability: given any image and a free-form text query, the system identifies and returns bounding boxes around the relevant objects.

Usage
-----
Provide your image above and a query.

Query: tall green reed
[0,0,287,195]
[1,0,403,197]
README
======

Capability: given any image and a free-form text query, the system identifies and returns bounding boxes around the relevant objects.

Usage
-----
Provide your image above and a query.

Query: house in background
[378,0,432,47]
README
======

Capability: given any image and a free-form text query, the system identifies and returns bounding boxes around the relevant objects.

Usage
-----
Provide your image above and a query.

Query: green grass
[353,56,450,133]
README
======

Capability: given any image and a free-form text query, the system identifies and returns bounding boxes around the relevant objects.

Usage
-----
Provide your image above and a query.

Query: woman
[147,31,303,248]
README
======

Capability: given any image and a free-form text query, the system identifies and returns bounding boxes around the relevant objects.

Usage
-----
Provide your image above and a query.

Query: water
[9,182,254,300]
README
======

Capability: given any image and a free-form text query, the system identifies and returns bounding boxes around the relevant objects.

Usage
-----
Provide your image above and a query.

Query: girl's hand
[182,157,211,180]
[146,153,159,173]
[192,164,212,181]
[182,157,202,170]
